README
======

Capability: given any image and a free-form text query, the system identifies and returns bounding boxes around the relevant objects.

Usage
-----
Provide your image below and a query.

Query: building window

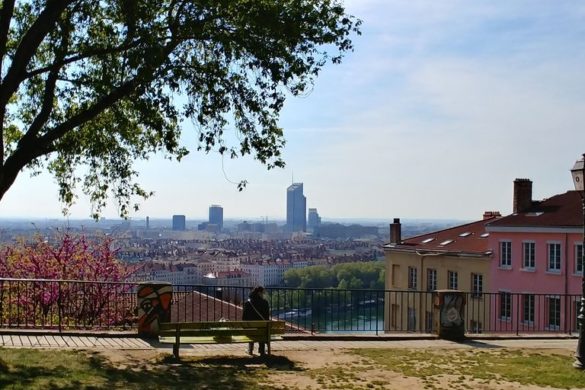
[576,244,584,275]
[391,304,399,329]
[547,296,561,330]
[391,264,400,287]
[522,294,535,324]
[471,273,483,298]
[499,292,511,321]
[500,241,512,267]
[407,307,416,331]
[448,271,458,290]
[425,311,434,332]
[547,243,562,272]
[427,269,437,291]
[522,242,535,269]
[408,266,417,290]
[470,320,482,334]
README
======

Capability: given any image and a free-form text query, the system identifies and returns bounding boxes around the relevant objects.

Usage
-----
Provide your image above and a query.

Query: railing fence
[0,278,580,335]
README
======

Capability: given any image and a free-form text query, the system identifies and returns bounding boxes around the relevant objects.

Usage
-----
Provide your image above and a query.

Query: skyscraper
[209,205,224,230]
[308,208,321,230]
[172,215,186,231]
[287,183,306,232]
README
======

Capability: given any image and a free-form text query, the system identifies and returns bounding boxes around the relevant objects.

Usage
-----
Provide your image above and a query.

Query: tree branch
[23,15,72,142]
[0,0,74,108]
[0,0,16,74]
[39,33,183,150]
[25,39,144,79]
[0,0,16,165]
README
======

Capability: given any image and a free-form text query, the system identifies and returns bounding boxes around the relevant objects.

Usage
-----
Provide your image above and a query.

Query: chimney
[483,211,502,220]
[390,218,402,245]
[513,178,533,213]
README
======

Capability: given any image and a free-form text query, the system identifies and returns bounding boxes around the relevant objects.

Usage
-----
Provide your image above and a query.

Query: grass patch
[0,348,296,389]
[354,348,585,389]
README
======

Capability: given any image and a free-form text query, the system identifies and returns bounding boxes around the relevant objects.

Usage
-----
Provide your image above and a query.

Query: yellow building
[384,213,499,333]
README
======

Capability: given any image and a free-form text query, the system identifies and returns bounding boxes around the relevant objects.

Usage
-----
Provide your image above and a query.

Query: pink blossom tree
[0,234,136,329]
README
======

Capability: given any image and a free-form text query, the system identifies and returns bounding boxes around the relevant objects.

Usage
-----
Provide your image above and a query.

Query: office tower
[209,205,224,230]
[172,215,186,231]
[308,208,321,230]
[146,216,150,230]
[287,183,306,232]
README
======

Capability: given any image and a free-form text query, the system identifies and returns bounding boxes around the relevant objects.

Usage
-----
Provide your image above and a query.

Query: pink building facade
[487,179,583,333]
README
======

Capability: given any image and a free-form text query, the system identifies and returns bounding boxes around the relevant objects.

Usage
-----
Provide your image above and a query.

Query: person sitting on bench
[242,286,270,356]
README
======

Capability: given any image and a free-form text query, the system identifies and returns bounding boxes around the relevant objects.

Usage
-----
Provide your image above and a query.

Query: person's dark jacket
[242,294,270,321]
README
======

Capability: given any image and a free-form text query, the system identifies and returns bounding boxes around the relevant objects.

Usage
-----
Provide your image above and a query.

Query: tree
[0,1,360,218]
[283,261,385,289]
[0,234,134,328]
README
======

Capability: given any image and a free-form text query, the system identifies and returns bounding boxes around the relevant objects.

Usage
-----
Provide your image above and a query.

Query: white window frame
[499,291,512,321]
[471,273,483,298]
[522,241,535,270]
[547,295,561,330]
[408,266,417,290]
[448,270,458,290]
[426,268,437,291]
[500,240,512,268]
[522,294,535,325]
[547,242,562,273]
[575,243,584,276]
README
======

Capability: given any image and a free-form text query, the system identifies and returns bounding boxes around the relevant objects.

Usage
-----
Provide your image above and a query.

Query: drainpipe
[565,232,569,333]
[419,255,425,332]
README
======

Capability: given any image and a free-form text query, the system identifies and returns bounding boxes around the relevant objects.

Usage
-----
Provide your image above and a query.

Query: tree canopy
[283,261,385,290]
[0,0,360,217]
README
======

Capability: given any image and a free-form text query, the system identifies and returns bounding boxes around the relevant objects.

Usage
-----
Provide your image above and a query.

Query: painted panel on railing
[137,282,172,337]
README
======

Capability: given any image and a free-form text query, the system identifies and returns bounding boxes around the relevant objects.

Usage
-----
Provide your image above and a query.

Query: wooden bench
[159,320,286,359]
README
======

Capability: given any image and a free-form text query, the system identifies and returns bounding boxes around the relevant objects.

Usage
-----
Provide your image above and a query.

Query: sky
[2,0,585,222]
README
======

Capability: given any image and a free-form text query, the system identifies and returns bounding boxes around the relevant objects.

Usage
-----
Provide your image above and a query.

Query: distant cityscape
[0,182,462,290]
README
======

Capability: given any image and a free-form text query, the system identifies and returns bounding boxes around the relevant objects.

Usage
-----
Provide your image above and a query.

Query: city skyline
[1,1,585,221]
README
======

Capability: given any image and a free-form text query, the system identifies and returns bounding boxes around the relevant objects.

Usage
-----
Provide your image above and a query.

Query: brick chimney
[483,211,502,220]
[513,178,533,213]
[390,218,401,245]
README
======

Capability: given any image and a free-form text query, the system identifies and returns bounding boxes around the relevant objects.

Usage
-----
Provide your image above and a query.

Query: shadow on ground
[457,339,503,349]
[0,349,300,390]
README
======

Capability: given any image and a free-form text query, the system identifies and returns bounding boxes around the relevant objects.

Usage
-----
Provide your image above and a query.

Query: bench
[159,320,286,359]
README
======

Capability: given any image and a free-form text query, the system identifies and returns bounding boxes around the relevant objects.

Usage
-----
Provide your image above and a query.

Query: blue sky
[2,0,585,221]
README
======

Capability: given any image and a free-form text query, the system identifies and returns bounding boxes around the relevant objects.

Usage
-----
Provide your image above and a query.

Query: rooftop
[385,216,498,256]
[488,190,583,228]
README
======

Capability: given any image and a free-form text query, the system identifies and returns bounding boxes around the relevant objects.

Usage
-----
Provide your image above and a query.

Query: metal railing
[0,278,581,335]
[0,278,139,331]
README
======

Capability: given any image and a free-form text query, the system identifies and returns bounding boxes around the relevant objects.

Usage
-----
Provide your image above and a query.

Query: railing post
[376,290,379,336]
[516,293,519,336]
[58,281,62,333]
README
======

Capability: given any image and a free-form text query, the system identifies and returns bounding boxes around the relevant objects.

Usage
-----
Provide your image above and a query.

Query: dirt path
[98,347,581,390]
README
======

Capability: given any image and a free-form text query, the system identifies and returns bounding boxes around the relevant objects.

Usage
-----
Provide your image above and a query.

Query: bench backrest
[160,320,286,334]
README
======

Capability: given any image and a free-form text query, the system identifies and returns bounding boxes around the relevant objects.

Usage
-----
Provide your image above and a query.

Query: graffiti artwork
[137,282,173,337]
[440,293,464,328]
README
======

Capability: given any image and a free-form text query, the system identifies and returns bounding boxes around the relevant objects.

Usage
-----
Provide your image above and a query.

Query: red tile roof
[385,217,498,256]
[487,190,583,228]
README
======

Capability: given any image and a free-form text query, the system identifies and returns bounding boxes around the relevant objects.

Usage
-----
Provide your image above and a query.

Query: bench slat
[159,335,283,344]
[160,328,267,338]
[160,320,284,331]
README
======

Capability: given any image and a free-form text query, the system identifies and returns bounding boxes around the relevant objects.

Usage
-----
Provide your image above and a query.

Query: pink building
[486,179,583,333]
